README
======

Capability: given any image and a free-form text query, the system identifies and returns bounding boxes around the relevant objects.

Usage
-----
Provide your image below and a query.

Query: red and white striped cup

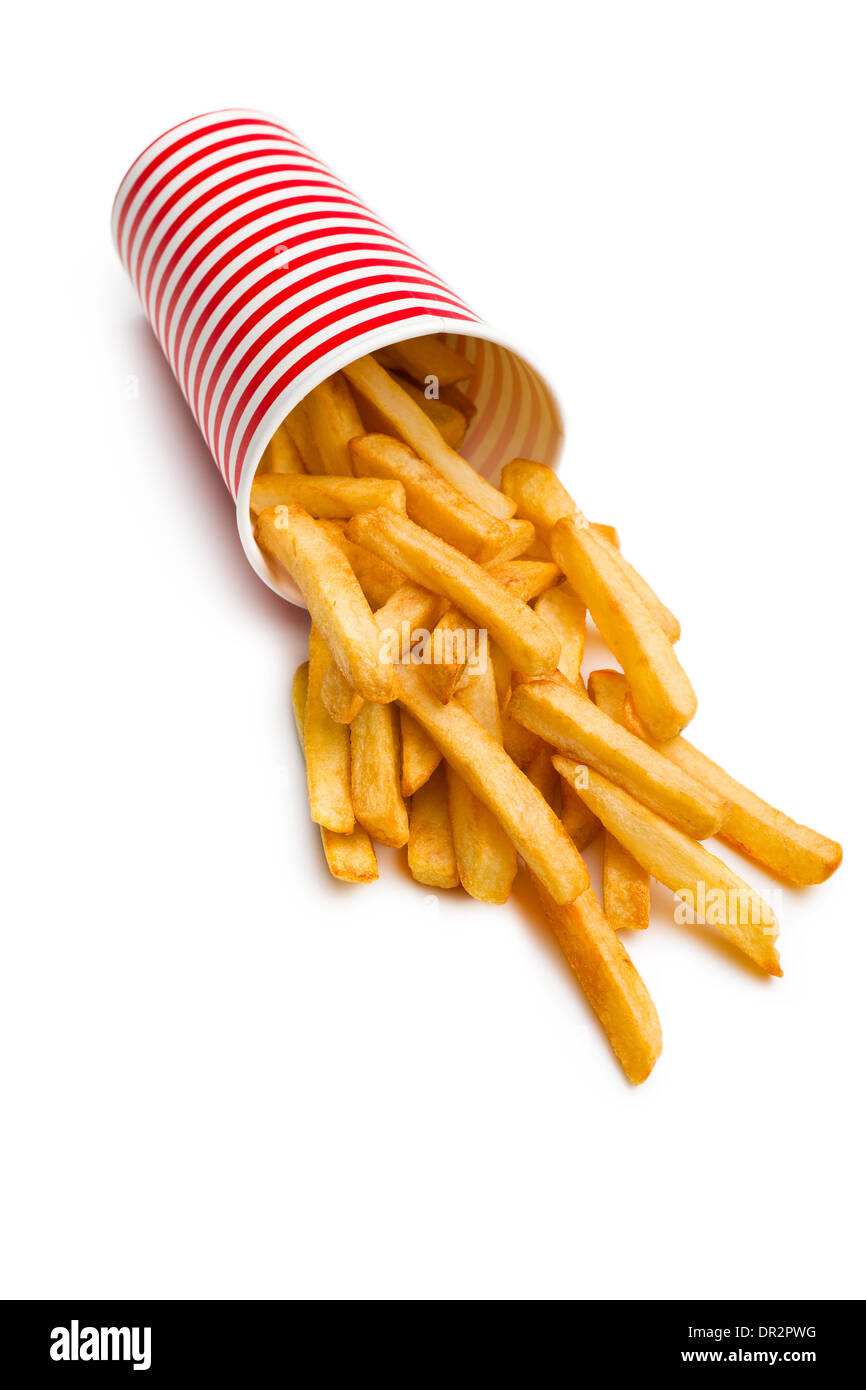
[112,108,563,603]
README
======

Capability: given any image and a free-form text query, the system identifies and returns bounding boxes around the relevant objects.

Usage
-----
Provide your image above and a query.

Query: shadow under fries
[125,316,296,636]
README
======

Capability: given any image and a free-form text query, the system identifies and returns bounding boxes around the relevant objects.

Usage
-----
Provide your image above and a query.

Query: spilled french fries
[253,337,843,1085]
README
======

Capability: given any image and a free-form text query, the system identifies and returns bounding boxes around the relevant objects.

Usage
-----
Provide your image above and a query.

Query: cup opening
[237,324,564,606]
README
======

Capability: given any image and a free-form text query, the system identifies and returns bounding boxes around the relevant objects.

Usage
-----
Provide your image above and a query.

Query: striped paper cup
[112,108,563,604]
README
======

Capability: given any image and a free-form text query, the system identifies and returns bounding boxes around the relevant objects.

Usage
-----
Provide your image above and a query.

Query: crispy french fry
[603,832,651,931]
[551,515,695,740]
[585,668,650,929]
[305,628,355,834]
[291,663,378,883]
[350,701,409,848]
[447,663,517,903]
[375,333,473,387]
[508,676,727,839]
[394,665,588,904]
[486,559,561,601]
[423,607,476,703]
[557,762,782,976]
[284,399,322,473]
[439,381,477,423]
[261,422,305,474]
[533,583,586,683]
[501,461,678,638]
[347,509,560,678]
[530,876,662,1085]
[389,374,468,448]
[321,580,444,725]
[407,762,459,888]
[342,355,515,518]
[318,520,405,608]
[400,707,442,796]
[501,705,545,767]
[524,747,561,811]
[305,372,364,476]
[250,473,405,520]
[560,776,601,850]
[255,504,393,704]
[614,687,842,886]
[485,518,537,564]
[350,433,511,562]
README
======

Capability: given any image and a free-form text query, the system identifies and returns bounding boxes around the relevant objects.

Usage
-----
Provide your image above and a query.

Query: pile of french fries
[252,334,843,1085]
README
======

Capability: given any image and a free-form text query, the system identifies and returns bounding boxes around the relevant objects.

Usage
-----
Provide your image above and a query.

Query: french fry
[603,833,651,931]
[317,521,406,608]
[305,628,355,834]
[486,559,561,601]
[350,701,409,848]
[530,876,662,1085]
[533,583,585,683]
[320,580,444,724]
[501,461,678,639]
[284,399,322,473]
[557,762,782,976]
[350,433,511,562]
[485,518,537,563]
[342,355,515,519]
[305,371,365,476]
[524,747,561,810]
[291,663,378,883]
[508,676,727,839]
[560,776,601,850]
[250,473,405,520]
[586,668,651,930]
[501,705,545,767]
[447,663,517,903]
[439,380,477,423]
[614,687,843,887]
[407,762,459,888]
[347,509,560,678]
[551,515,695,740]
[400,708,442,796]
[255,504,393,704]
[261,422,305,474]
[389,373,468,448]
[394,664,588,904]
[375,333,473,387]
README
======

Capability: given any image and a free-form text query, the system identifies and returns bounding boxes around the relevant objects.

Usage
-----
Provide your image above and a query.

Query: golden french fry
[305,628,355,834]
[508,676,727,838]
[389,373,468,448]
[486,559,561,601]
[394,664,588,904]
[407,762,459,888]
[530,876,662,1085]
[255,504,393,705]
[551,515,695,740]
[501,705,545,767]
[400,707,442,796]
[375,333,473,387]
[321,580,444,725]
[528,878,664,1084]
[261,422,305,474]
[524,747,561,810]
[291,663,378,883]
[305,372,364,476]
[560,776,601,849]
[439,381,477,422]
[317,520,405,608]
[284,399,322,473]
[250,473,405,520]
[557,762,782,976]
[585,668,650,929]
[347,509,560,679]
[485,518,537,564]
[613,686,842,887]
[603,833,651,931]
[350,701,409,848]
[519,535,554,562]
[342,355,515,518]
[533,583,585,684]
[501,461,677,638]
[447,663,517,903]
[350,433,511,562]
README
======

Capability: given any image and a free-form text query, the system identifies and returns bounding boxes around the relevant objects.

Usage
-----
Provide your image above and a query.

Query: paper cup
[112,108,563,604]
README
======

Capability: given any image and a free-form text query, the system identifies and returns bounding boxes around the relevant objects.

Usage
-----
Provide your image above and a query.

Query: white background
[2,1,864,1300]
